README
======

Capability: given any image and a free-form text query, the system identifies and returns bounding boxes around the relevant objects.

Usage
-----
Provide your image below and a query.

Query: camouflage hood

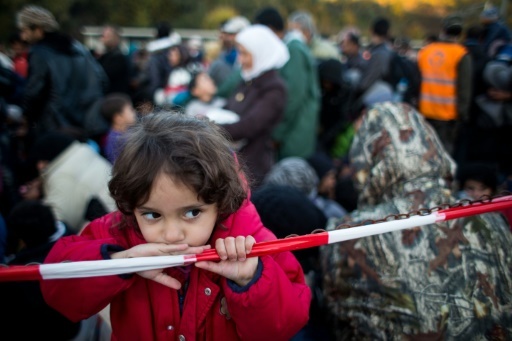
[321,102,512,340]
[349,102,456,207]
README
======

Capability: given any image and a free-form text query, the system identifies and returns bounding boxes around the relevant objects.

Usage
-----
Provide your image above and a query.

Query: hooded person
[320,102,512,339]
[220,25,289,188]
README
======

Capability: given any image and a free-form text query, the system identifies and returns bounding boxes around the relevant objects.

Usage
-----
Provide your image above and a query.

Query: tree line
[1,0,510,43]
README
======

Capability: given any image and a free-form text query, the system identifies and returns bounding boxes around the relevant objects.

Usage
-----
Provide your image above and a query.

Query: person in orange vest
[417,15,472,156]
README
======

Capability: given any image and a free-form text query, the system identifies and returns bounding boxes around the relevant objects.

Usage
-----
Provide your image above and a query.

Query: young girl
[41,112,311,340]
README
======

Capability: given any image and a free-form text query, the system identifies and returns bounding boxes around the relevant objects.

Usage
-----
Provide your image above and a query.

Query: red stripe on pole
[195,232,330,262]
[0,265,42,282]
[440,199,512,221]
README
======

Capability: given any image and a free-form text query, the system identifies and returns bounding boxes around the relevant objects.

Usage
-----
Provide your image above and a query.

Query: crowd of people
[0,2,512,340]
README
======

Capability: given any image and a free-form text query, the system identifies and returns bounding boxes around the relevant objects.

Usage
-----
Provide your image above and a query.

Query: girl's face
[134,172,218,246]
[236,44,253,71]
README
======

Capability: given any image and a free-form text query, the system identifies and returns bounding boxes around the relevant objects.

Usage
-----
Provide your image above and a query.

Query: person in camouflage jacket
[320,102,512,340]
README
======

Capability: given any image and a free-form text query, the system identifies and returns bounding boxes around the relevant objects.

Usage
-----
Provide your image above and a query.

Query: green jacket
[273,38,320,160]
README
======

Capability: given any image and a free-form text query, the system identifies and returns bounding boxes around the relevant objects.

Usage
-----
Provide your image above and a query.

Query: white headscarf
[235,25,290,81]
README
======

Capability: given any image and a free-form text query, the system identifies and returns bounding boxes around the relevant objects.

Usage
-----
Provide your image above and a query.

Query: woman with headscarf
[320,102,512,339]
[220,24,289,188]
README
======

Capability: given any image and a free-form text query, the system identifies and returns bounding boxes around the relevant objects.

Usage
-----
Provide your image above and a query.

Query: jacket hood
[349,102,456,206]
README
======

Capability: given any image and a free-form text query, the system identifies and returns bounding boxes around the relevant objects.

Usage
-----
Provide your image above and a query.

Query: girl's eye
[141,212,161,220]
[184,209,201,219]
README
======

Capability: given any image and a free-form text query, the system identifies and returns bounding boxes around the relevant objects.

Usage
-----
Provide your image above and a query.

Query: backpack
[385,52,422,107]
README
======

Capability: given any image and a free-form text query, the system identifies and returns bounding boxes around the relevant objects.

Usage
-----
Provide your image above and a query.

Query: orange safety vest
[417,42,467,121]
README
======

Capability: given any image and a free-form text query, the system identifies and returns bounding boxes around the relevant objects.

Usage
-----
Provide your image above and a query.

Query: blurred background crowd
[1,1,512,340]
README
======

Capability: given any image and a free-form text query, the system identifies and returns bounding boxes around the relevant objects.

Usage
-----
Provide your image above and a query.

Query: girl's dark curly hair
[108,112,248,225]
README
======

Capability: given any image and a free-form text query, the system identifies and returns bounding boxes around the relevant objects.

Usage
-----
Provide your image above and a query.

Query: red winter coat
[41,199,311,340]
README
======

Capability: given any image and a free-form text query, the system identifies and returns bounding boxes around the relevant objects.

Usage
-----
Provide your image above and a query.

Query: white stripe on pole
[327,213,439,244]
[40,254,189,279]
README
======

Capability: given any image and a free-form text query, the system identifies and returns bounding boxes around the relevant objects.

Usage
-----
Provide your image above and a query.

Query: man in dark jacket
[358,17,394,94]
[16,5,107,139]
[98,25,130,95]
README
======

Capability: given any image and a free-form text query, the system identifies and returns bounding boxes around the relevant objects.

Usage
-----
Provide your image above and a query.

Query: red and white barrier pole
[1,195,511,282]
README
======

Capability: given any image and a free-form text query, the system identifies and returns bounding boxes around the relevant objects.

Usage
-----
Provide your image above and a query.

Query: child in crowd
[41,113,310,340]
[155,44,202,107]
[456,162,498,200]
[456,162,512,230]
[186,72,244,149]
[100,93,137,164]
[185,71,228,118]
[306,150,339,201]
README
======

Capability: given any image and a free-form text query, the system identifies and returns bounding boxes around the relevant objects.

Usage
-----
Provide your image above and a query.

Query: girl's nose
[163,222,185,244]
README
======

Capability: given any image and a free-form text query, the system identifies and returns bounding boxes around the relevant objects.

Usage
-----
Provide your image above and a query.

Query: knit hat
[456,163,498,192]
[252,184,327,238]
[483,61,512,91]
[7,200,59,248]
[263,157,319,197]
[307,151,335,180]
[17,5,59,32]
[251,184,327,272]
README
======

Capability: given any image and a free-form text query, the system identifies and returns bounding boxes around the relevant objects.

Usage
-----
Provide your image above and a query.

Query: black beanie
[7,200,57,248]
[251,184,327,272]
[457,163,498,192]
[254,7,285,32]
[252,184,327,238]
[307,151,335,181]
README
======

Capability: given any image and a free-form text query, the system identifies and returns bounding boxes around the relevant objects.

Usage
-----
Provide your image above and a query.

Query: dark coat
[222,70,287,187]
[23,32,107,135]
[98,46,131,95]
